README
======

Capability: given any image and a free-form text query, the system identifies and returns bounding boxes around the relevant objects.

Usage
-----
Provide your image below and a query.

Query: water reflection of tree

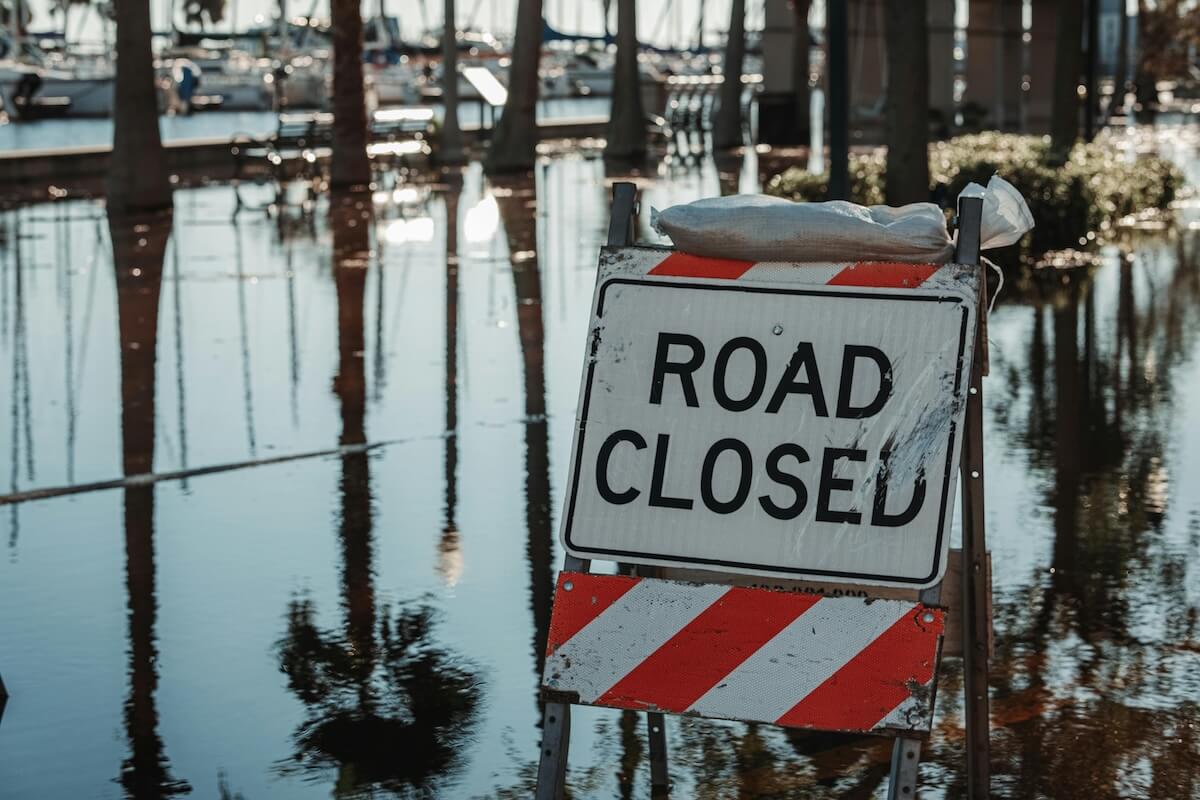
[439,172,464,585]
[976,233,1200,798]
[492,176,554,680]
[276,192,480,797]
[109,213,192,799]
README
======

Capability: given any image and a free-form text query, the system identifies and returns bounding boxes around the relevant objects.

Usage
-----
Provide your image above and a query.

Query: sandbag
[650,175,1034,264]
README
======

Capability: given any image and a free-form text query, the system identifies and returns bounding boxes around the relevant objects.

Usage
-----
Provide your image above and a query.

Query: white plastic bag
[957,175,1036,250]
[650,174,1034,264]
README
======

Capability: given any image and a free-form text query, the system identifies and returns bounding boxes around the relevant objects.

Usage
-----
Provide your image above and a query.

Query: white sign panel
[560,249,979,588]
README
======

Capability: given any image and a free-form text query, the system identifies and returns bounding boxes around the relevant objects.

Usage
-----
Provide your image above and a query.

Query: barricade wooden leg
[630,562,670,795]
[535,701,572,800]
[960,329,991,798]
[887,737,922,800]
[535,553,591,799]
[647,711,669,796]
[887,582,943,797]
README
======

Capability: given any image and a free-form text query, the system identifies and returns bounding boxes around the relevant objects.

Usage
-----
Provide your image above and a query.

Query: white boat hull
[0,66,114,118]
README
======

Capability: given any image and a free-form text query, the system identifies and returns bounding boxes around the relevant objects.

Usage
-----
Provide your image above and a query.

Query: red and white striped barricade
[535,185,991,800]
[542,571,944,735]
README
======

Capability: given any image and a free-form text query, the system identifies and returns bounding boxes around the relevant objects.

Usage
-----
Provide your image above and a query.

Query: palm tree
[1133,0,1159,120]
[605,0,646,161]
[330,0,371,189]
[883,0,930,205]
[1050,0,1084,158]
[108,0,172,217]
[711,0,745,150]
[1112,0,1130,118]
[485,0,542,173]
[439,0,465,164]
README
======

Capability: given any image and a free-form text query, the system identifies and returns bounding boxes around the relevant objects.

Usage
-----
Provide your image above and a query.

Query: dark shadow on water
[275,191,481,797]
[109,212,192,799]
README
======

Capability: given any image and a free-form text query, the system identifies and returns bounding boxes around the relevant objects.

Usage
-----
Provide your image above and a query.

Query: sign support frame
[535,186,991,799]
[886,195,988,799]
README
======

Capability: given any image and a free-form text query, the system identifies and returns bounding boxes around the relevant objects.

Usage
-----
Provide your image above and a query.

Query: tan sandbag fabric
[652,194,956,264]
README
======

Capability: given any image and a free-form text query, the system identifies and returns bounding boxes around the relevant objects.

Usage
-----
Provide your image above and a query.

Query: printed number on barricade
[560,248,980,589]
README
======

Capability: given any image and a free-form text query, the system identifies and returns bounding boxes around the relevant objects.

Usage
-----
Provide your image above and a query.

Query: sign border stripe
[546,572,641,654]
[827,262,940,288]
[774,606,943,730]
[683,596,914,723]
[543,579,730,704]
[595,586,822,713]
[647,252,756,280]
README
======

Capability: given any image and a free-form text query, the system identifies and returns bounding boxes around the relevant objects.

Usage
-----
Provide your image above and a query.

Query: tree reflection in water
[950,231,1200,798]
[438,171,464,585]
[492,174,555,682]
[276,191,480,797]
[109,212,192,799]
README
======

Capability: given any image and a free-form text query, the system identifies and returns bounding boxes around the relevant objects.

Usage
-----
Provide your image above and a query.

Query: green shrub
[764,133,1185,253]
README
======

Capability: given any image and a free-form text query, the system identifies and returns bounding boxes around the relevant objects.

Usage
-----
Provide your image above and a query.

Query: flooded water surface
[1,137,1199,798]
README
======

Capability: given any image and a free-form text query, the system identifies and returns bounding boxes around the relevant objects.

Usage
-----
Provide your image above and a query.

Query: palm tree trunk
[711,0,745,150]
[331,0,371,189]
[605,0,646,161]
[792,0,811,144]
[884,0,930,205]
[439,0,465,164]
[108,0,172,217]
[1133,0,1157,120]
[1112,0,1129,118]
[485,0,541,174]
[1050,0,1084,159]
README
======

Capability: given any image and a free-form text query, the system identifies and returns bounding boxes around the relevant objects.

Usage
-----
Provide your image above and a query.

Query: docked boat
[158,44,274,112]
[0,35,114,119]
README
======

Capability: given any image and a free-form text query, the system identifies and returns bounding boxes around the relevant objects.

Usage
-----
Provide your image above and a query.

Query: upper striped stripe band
[642,251,946,290]
[542,572,945,736]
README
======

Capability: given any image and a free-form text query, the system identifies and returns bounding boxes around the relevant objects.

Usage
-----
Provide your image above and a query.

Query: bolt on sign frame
[535,184,991,799]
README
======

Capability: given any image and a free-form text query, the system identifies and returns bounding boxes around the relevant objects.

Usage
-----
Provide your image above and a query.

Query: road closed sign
[560,248,980,588]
